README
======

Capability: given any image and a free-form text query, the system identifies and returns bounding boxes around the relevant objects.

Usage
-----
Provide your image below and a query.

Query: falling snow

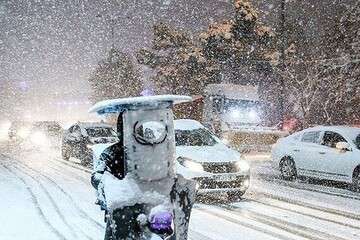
[0,0,360,239]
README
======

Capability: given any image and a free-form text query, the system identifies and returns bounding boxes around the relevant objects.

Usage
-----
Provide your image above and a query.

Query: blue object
[149,211,173,234]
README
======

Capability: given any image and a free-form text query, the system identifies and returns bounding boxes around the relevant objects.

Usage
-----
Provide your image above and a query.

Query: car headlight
[18,127,31,139]
[177,157,204,172]
[221,138,230,145]
[248,109,259,121]
[235,160,250,172]
[0,121,11,132]
[30,131,49,146]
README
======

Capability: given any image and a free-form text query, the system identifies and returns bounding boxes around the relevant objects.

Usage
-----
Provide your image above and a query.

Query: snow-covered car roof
[301,125,360,139]
[174,119,205,131]
[77,122,114,129]
[89,95,192,115]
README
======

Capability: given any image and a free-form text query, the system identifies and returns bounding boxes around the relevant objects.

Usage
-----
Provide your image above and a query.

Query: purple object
[149,211,173,234]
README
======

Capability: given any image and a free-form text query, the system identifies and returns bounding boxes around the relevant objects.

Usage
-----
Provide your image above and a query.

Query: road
[1,144,360,240]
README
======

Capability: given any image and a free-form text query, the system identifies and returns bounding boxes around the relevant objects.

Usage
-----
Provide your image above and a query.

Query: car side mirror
[335,142,351,152]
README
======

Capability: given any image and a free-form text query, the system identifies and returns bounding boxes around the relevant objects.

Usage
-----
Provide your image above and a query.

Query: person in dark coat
[91,111,126,192]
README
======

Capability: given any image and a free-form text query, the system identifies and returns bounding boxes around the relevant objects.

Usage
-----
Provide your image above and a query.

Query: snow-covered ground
[1,142,360,240]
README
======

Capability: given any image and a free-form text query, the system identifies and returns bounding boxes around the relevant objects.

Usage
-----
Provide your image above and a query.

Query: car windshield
[85,127,116,138]
[175,128,218,146]
[354,134,360,150]
[224,99,261,111]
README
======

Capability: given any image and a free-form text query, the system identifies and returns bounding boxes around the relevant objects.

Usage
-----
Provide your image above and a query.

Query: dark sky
[0,0,355,122]
[0,0,238,121]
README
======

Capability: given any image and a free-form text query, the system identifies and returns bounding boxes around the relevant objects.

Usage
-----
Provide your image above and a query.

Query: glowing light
[231,109,241,119]
[235,161,250,172]
[30,131,50,147]
[0,120,11,132]
[141,88,154,96]
[248,110,258,121]
[243,179,250,187]
[221,138,230,145]
[0,120,11,141]
[18,127,31,139]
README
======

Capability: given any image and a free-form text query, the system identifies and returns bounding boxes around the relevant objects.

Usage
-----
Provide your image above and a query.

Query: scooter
[107,204,174,240]
[89,95,196,240]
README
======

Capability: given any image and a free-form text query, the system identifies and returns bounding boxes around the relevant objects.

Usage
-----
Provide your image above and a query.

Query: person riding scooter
[89,95,197,240]
[91,111,125,189]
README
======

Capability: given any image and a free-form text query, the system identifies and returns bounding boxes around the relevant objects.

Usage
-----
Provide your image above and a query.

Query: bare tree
[278,61,356,126]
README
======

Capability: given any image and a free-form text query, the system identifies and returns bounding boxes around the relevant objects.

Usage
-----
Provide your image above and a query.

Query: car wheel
[80,152,93,167]
[61,146,70,161]
[352,167,360,192]
[280,157,297,181]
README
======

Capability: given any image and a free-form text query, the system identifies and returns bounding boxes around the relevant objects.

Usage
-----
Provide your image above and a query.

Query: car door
[317,131,353,181]
[64,125,81,157]
[71,125,85,158]
[295,131,322,177]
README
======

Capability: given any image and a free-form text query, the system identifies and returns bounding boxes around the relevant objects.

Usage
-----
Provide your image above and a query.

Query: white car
[272,126,360,190]
[174,119,250,198]
[90,119,250,199]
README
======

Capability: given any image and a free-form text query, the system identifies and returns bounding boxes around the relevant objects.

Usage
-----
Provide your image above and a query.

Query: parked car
[61,122,118,165]
[174,119,250,200]
[8,121,63,148]
[8,121,32,140]
[272,126,360,190]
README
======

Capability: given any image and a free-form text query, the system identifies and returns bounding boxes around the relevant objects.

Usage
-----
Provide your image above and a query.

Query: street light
[278,0,286,122]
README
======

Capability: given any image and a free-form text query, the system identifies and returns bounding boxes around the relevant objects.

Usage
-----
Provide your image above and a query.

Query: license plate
[215,175,238,182]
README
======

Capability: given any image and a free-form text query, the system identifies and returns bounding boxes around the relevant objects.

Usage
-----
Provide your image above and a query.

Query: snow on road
[1,144,360,240]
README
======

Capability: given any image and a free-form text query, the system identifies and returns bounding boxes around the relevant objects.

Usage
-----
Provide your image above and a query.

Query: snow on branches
[88,48,142,103]
[137,0,277,96]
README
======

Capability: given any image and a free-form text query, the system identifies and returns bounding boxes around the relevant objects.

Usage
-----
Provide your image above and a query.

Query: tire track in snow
[51,157,92,174]
[47,164,89,185]
[254,191,360,221]
[48,158,91,185]
[22,159,214,240]
[256,174,360,201]
[10,164,79,239]
[218,204,353,240]
[194,208,295,240]
[14,160,105,230]
[2,151,102,229]
[257,175,360,201]
[0,163,67,240]
[248,198,360,230]
[189,230,215,240]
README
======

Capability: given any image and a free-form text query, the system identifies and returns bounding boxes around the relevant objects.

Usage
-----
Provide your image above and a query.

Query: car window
[292,132,301,141]
[301,131,320,143]
[322,131,347,148]
[85,127,117,138]
[68,126,74,133]
[355,135,360,150]
[72,125,82,137]
[175,128,219,146]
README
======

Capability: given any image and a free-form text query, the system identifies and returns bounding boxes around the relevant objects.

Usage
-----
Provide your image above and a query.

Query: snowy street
[1,0,359,239]
[1,144,360,240]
